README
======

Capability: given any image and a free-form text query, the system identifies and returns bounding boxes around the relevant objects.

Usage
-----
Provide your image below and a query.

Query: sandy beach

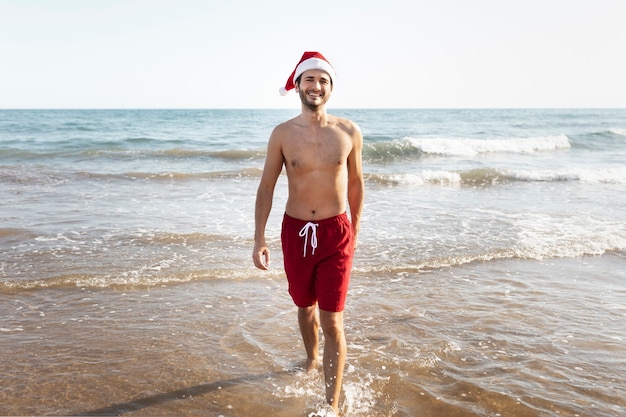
[2,253,625,416]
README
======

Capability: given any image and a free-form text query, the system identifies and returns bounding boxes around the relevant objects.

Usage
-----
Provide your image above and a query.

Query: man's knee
[320,310,344,339]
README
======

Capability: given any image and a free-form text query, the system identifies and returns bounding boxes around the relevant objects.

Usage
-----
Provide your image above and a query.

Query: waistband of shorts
[283,212,348,227]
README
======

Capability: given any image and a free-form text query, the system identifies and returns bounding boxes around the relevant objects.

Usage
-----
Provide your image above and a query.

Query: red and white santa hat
[279,51,336,96]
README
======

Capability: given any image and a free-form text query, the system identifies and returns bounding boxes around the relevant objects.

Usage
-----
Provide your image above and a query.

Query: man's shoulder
[273,116,301,133]
[269,118,297,142]
[329,115,361,136]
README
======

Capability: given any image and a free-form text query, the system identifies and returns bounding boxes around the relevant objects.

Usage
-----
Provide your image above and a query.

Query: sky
[1,0,625,109]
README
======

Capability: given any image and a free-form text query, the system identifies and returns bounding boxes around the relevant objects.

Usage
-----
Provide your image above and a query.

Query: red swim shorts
[281,212,354,312]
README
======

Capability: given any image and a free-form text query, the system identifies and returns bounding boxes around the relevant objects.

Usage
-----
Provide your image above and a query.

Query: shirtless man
[252,52,364,414]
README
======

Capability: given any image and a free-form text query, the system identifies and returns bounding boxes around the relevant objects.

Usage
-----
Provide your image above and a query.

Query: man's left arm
[347,122,364,249]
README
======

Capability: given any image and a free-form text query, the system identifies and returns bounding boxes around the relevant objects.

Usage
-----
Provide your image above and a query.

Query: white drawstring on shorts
[298,222,319,257]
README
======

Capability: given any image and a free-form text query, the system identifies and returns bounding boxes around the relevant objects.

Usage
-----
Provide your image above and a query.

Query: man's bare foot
[306,357,320,373]
[308,403,338,417]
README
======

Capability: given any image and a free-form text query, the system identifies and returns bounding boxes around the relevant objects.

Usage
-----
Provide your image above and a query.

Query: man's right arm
[252,128,284,270]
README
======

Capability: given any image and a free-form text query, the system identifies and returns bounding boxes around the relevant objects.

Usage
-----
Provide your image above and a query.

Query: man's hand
[252,242,271,270]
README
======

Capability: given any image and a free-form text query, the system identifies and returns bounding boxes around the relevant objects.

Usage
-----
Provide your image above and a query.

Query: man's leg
[298,305,320,371]
[320,309,346,413]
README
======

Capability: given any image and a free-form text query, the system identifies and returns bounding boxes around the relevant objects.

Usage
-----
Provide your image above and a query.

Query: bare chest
[283,132,351,171]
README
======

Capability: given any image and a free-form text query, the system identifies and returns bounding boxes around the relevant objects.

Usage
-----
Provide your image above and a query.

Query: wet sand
[2,254,625,417]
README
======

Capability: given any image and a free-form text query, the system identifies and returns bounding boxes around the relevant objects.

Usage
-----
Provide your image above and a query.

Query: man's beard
[299,88,329,111]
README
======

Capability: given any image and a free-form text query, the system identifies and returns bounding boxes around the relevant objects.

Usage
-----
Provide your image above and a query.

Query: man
[252,51,364,414]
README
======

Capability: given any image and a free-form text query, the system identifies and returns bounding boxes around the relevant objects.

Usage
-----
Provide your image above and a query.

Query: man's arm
[347,122,364,249]
[253,128,284,270]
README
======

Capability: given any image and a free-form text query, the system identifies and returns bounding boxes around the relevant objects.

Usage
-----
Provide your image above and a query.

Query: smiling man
[252,51,364,414]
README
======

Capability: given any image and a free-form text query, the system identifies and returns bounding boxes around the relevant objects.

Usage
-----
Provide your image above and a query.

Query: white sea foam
[368,171,462,186]
[513,214,626,260]
[506,167,626,184]
[274,367,386,417]
[405,135,571,157]
[370,166,626,187]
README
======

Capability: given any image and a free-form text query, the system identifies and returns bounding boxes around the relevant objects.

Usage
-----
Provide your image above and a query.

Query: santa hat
[279,51,335,96]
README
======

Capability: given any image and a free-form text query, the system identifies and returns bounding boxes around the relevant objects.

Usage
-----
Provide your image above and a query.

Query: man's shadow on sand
[73,370,293,416]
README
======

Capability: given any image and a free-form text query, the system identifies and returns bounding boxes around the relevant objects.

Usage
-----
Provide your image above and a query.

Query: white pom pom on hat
[279,51,335,96]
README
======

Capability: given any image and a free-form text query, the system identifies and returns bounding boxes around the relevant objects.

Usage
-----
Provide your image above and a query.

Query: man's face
[296,69,332,110]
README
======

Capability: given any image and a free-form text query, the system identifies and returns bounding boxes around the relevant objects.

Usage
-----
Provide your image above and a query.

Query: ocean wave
[356,233,626,276]
[504,167,626,184]
[0,269,240,291]
[0,146,266,161]
[208,149,266,160]
[6,165,623,188]
[123,148,265,160]
[609,128,626,137]
[0,166,264,184]
[462,166,626,185]
[404,135,571,157]
[0,273,180,291]
[116,168,263,181]
[0,167,69,185]
[366,167,626,186]
[0,264,284,292]
[363,140,424,162]
[3,134,573,166]
[512,215,626,260]
[3,220,624,292]
[362,135,571,162]
[0,229,272,292]
[365,171,462,186]
[87,147,267,161]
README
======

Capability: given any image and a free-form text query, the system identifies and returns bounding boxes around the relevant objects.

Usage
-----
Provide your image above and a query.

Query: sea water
[1,109,625,416]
